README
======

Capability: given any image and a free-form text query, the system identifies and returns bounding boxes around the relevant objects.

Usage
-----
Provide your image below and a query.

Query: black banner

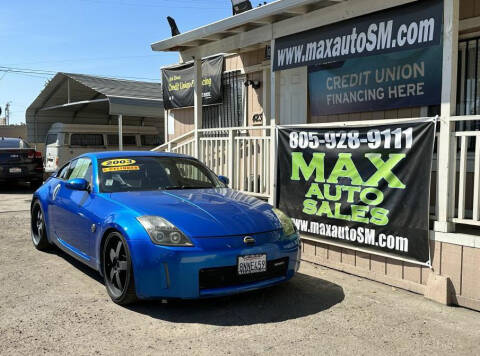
[277,119,435,264]
[273,0,443,71]
[162,55,224,109]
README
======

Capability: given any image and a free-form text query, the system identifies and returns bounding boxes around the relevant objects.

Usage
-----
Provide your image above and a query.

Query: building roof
[150,0,338,53]
[27,72,163,118]
[150,0,418,60]
[65,73,162,101]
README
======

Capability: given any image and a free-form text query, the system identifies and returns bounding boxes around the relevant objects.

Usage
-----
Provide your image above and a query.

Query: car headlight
[136,216,193,246]
[272,208,296,236]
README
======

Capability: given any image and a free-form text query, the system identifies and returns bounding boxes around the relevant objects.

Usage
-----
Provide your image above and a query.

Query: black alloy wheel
[31,201,51,251]
[102,232,137,305]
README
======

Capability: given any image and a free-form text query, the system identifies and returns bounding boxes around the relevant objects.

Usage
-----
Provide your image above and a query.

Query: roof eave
[150,0,327,52]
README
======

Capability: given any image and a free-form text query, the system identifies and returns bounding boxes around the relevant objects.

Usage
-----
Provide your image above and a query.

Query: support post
[262,66,271,130]
[435,0,459,233]
[193,57,203,159]
[67,79,71,104]
[164,109,169,145]
[228,129,235,186]
[269,39,279,206]
[118,114,123,151]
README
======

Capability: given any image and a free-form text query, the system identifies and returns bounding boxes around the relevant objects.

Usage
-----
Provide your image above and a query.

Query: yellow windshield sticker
[101,159,136,167]
[102,165,140,173]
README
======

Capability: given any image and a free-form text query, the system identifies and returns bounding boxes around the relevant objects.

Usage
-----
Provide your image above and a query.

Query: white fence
[154,126,274,199]
[448,116,480,227]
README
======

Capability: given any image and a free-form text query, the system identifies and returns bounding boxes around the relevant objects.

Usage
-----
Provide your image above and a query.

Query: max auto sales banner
[277,119,435,264]
[162,55,224,110]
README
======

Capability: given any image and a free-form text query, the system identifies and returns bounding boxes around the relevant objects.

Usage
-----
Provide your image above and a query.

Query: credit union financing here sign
[276,119,436,264]
[308,45,442,116]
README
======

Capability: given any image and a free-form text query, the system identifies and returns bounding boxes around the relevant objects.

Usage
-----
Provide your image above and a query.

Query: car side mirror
[66,178,89,191]
[218,175,229,186]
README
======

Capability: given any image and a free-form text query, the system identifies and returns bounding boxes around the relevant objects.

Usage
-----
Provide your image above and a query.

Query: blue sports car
[31,151,300,304]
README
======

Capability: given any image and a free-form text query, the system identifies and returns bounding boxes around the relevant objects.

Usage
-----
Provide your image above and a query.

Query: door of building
[279,66,307,125]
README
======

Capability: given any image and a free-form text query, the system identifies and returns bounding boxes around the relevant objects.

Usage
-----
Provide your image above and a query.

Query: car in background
[44,123,162,175]
[31,151,300,305]
[0,137,43,187]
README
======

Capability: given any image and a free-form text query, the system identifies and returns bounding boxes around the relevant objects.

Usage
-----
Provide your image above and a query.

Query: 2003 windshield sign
[276,119,435,264]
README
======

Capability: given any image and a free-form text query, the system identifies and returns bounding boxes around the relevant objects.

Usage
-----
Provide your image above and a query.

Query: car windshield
[98,156,224,193]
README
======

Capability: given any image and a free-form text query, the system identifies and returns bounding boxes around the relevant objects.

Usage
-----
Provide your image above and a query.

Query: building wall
[460,0,480,20]
[301,237,480,311]
[0,125,27,140]
[309,107,424,124]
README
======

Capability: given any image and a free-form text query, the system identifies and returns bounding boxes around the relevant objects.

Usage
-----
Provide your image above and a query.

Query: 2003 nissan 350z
[31,151,300,305]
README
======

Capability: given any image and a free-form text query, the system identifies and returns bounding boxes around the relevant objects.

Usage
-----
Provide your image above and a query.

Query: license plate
[237,254,267,275]
[9,167,21,173]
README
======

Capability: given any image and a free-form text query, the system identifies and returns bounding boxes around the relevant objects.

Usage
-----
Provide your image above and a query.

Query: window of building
[457,37,480,117]
[202,70,245,134]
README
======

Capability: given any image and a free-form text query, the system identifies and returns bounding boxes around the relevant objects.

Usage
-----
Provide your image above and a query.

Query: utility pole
[5,102,10,125]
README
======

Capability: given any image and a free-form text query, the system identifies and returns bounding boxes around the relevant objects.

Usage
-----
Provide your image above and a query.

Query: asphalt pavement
[0,184,479,355]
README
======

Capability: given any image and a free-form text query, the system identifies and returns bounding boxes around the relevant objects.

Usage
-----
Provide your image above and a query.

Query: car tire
[31,200,51,251]
[102,231,138,305]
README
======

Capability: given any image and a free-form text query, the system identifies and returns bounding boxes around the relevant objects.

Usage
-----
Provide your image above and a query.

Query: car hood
[109,188,281,237]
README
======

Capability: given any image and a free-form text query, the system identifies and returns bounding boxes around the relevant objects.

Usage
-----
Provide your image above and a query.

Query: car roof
[80,151,192,160]
[1,137,21,142]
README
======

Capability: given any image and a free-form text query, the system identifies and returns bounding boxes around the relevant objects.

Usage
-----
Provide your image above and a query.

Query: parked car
[31,151,300,305]
[0,137,43,187]
[44,123,162,175]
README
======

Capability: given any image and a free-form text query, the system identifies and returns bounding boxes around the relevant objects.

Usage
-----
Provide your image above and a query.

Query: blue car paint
[33,151,300,299]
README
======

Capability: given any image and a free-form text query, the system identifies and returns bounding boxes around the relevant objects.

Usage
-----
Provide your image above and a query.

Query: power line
[4,54,161,67]
[0,66,161,82]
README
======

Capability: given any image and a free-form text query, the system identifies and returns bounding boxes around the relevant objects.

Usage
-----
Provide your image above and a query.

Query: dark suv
[0,137,44,187]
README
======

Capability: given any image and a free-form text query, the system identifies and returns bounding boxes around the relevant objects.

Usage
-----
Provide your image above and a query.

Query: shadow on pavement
[129,272,345,326]
[45,246,105,284]
[0,181,36,194]
[47,246,345,325]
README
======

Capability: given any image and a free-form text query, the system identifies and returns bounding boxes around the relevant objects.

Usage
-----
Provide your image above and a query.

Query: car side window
[57,163,71,180]
[67,158,92,183]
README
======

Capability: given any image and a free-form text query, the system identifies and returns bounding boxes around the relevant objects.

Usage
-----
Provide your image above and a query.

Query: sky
[0,0,263,124]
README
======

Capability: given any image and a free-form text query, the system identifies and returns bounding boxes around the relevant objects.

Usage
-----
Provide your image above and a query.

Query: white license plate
[9,167,21,173]
[237,254,267,275]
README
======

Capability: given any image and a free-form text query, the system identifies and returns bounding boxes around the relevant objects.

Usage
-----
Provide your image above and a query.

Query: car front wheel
[102,231,137,305]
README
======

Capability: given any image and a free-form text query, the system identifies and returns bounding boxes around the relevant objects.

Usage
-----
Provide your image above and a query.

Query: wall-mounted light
[244,80,261,89]
[231,0,253,15]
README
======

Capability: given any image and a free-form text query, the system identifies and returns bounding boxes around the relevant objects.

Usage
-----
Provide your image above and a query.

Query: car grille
[199,257,289,290]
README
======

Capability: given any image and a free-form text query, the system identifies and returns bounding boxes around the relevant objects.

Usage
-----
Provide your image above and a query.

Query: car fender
[31,185,55,244]
[95,212,151,275]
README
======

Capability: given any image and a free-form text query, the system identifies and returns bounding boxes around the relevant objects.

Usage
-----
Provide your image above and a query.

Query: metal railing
[154,126,274,200]
[447,115,480,226]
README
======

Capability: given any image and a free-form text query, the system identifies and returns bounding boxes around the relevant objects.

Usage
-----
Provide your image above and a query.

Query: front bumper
[128,230,301,299]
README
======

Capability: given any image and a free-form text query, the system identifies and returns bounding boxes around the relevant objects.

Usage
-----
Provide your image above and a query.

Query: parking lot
[0,185,479,356]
